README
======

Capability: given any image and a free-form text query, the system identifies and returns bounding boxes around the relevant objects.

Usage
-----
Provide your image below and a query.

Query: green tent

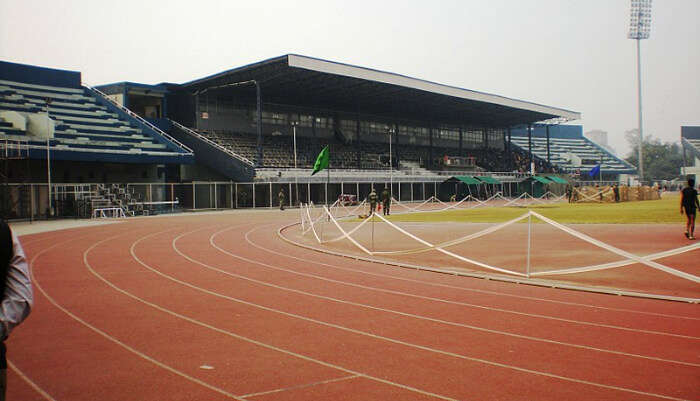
[547,176,569,184]
[453,175,482,185]
[476,176,501,184]
[531,176,553,184]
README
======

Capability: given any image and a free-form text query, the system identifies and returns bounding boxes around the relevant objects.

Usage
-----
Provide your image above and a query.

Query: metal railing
[170,120,255,166]
[0,139,29,159]
[86,85,194,155]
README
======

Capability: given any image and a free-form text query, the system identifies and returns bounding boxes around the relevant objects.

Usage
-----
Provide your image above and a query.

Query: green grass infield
[383,194,686,224]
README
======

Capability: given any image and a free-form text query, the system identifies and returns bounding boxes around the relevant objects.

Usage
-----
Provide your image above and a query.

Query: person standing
[613,184,620,203]
[278,188,286,211]
[680,178,699,240]
[368,189,378,216]
[0,220,33,400]
[381,187,391,216]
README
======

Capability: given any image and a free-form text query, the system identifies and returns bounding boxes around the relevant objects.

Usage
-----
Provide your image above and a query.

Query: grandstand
[153,55,579,179]
[2,54,593,217]
[509,125,635,179]
[681,126,700,183]
[0,61,193,165]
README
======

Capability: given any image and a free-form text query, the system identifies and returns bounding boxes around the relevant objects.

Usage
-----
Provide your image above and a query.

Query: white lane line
[247,223,699,321]
[7,359,58,401]
[203,227,699,366]
[162,227,692,400]
[240,375,359,399]
[117,228,460,401]
[13,231,117,401]
[32,227,246,400]
[215,225,700,341]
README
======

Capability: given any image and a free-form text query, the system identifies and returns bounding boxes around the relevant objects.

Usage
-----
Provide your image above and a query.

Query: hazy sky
[1,0,698,157]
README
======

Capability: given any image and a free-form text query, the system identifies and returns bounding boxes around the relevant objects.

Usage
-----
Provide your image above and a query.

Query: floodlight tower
[628,0,652,183]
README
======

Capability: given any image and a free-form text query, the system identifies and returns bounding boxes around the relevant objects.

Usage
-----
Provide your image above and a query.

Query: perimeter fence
[1,179,540,220]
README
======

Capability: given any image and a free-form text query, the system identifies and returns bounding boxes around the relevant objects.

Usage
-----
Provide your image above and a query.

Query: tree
[625,130,684,182]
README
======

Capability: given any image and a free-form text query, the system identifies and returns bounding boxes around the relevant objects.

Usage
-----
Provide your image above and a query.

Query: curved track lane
[8,212,700,401]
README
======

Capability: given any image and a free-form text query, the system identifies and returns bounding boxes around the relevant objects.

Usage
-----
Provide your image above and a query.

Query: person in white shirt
[0,220,33,401]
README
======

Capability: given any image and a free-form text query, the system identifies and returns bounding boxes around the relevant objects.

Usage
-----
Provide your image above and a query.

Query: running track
[8,211,700,400]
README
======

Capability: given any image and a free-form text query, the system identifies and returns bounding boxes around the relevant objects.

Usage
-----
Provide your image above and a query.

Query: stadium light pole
[628,0,652,184]
[291,121,299,206]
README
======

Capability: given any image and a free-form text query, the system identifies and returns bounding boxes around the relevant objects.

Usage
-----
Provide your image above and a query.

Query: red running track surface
[8,211,700,401]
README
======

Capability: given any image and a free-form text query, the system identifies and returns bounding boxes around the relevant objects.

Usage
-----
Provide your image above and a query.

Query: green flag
[311,146,329,175]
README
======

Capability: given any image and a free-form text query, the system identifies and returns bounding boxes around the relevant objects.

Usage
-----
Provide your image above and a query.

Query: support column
[546,125,551,165]
[527,124,533,171]
[502,128,508,171]
[393,123,399,168]
[428,124,434,170]
[255,82,263,168]
[459,126,463,155]
[507,127,513,169]
[356,115,361,168]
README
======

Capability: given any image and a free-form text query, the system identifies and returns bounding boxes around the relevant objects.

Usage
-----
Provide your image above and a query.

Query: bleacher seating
[196,128,551,175]
[683,137,700,159]
[0,79,189,160]
[509,135,634,174]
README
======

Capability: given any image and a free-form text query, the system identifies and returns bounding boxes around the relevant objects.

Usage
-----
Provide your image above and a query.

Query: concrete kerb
[277,221,700,304]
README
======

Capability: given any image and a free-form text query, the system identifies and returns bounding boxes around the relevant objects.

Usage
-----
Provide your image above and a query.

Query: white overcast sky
[1,0,698,156]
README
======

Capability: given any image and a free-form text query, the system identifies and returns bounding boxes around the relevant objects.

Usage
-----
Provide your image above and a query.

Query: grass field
[386,194,686,224]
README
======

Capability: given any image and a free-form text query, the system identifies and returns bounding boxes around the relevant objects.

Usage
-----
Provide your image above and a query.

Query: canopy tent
[443,175,501,200]
[546,175,569,184]
[476,176,502,184]
[451,175,481,185]
[530,175,553,184]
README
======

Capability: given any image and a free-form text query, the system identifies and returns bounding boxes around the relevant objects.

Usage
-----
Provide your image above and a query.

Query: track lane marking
[192,226,700,366]
[153,226,694,400]
[7,360,58,401]
[216,225,700,341]
[31,227,247,400]
[239,374,360,399]
[249,223,700,321]
[14,229,125,401]
[113,227,460,401]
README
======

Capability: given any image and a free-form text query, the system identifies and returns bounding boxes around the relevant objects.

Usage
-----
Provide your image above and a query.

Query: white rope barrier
[322,206,373,254]
[372,213,530,255]
[298,193,699,286]
[372,212,528,277]
[531,241,700,276]
[530,211,700,283]
[302,193,700,282]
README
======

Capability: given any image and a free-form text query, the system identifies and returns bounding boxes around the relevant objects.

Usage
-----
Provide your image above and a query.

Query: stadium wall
[509,124,583,138]
[0,60,81,89]
[681,126,700,140]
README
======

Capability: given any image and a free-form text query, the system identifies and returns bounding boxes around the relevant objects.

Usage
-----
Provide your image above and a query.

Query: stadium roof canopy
[182,54,580,128]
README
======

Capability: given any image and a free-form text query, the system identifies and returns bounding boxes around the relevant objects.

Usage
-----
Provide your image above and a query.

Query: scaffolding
[0,139,30,220]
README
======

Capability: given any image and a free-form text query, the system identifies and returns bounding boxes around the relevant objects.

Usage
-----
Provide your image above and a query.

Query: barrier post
[371,212,375,252]
[526,213,532,278]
